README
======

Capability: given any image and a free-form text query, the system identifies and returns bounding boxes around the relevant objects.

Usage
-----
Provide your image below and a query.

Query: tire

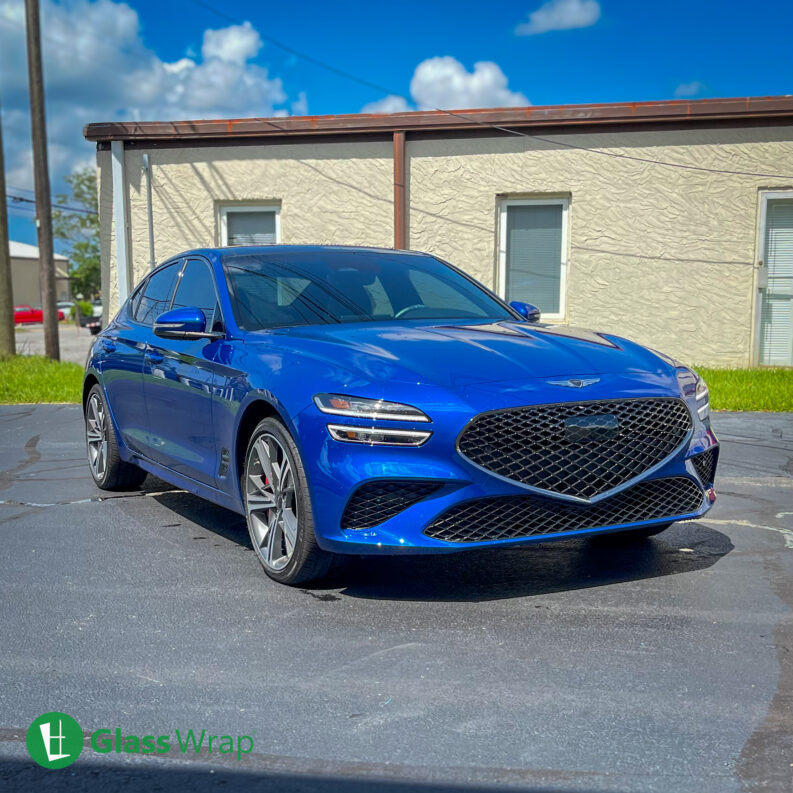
[596,522,674,543]
[243,417,335,585]
[85,384,147,491]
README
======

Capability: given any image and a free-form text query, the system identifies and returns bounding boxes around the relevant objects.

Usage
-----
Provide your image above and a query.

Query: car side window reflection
[171,259,223,332]
[134,263,180,326]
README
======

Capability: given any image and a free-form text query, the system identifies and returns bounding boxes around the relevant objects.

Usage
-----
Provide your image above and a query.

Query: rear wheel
[244,417,335,585]
[85,385,147,491]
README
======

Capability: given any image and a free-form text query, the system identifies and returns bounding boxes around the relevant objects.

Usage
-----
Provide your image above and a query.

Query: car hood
[248,319,675,394]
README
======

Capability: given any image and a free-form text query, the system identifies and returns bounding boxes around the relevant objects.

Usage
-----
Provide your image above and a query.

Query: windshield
[223,249,514,330]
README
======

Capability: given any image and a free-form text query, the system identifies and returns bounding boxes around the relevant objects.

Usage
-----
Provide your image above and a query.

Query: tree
[52,167,100,299]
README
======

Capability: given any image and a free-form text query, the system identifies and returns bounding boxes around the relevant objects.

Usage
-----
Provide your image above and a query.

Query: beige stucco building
[85,96,793,367]
[10,240,71,306]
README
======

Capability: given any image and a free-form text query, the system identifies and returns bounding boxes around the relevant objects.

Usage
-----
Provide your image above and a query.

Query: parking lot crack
[0,435,40,491]
[0,488,187,510]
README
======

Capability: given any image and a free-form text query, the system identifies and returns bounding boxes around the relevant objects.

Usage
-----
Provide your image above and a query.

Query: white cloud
[515,0,601,35]
[201,20,262,64]
[291,91,309,116]
[361,56,528,114]
[361,95,411,114]
[411,57,528,109]
[0,0,301,194]
[674,81,705,98]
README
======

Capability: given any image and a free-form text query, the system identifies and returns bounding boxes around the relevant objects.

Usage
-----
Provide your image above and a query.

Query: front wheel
[243,418,335,585]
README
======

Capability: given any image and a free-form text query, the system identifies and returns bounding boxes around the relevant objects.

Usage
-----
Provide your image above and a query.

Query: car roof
[179,244,431,261]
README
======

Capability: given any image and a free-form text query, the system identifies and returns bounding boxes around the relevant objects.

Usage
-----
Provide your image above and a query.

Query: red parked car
[14,305,43,324]
[13,305,64,324]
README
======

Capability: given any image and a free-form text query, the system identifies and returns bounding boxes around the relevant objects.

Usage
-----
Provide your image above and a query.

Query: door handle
[146,350,164,365]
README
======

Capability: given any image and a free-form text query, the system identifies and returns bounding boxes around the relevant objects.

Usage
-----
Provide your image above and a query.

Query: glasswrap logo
[26,712,254,769]
[27,712,84,769]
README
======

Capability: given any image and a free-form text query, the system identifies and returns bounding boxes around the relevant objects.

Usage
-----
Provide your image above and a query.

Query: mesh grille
[424,476,703,543]
[690,448,717,486]
[341,480,442,530]
[458,397,692,500]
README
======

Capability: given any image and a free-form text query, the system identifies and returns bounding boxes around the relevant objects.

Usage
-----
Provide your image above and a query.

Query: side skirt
[130,454,245,515]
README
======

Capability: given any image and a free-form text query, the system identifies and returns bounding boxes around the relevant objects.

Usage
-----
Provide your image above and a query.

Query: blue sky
[3,0,792,248]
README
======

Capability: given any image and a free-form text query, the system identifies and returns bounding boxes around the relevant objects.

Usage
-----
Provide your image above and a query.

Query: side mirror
[153,307,223,340]
[509,300,541,323]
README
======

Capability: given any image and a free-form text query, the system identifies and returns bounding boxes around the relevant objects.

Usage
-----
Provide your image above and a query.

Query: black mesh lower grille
[690,448,718,486]
[342,480,443,530]
[458,397,692,499]
[424,476,704,543]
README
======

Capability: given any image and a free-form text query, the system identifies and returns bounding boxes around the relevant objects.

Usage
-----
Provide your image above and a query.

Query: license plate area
[564,414,619,443]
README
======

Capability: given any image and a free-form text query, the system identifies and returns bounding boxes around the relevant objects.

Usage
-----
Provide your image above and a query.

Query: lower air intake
[690,447,718,486]
[424,476,703,543]
[342,480,442,530]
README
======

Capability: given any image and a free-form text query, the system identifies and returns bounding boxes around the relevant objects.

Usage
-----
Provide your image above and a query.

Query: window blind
[760,200,793,365]
[226,211,277,246]
[505,203,563,315]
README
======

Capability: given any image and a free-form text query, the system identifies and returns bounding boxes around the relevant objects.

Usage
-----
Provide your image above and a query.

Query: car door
[141,257,223,487]
[101,262,181,455]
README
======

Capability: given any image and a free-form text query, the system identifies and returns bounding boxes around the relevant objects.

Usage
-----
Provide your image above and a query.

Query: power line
[185,0,393,96]
[6,193,97,215]
[184,0,793,182]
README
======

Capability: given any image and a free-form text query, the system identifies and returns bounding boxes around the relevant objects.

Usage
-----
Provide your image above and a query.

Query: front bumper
[294,394,719,555]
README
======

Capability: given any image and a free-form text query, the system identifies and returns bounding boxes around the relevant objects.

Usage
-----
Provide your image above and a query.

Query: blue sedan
[83,246,718,584]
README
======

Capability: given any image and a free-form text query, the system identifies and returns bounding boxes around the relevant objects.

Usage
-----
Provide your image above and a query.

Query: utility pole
[24,0,59,361]
[0,102,15,358]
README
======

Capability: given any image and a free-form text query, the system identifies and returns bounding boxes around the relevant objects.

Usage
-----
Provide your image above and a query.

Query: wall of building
[11,258,71,305]
[100,124,793,366]
[97,148,114,313]
[99,140,395,318]
[408,126,793,366]
[10,258,40,306]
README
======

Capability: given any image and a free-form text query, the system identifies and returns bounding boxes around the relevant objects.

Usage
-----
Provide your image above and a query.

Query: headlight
[314,393,430,422]
[676,368,709,421]
[326,424,432,446]
[694,377,710,420]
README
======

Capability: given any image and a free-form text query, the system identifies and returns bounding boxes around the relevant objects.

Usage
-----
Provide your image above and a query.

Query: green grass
[0,355,83,404]
[0,355,789,412]
[697,367,793,412]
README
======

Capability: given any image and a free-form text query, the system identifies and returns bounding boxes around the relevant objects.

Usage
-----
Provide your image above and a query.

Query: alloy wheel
[245,433,299,572]
[86,393,108,481]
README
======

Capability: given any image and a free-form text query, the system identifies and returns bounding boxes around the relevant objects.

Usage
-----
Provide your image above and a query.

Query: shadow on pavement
[152,490,733,603]
[338,522,733,602]
[0,758,617,793]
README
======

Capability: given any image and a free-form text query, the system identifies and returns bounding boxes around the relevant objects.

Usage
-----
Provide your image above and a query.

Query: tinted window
[134,263,180,325]
[224,250,512,330]
[408,270,484,317]
[172,259,222,331]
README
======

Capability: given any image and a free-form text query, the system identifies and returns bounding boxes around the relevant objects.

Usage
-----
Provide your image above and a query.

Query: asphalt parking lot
[0,406,791,792]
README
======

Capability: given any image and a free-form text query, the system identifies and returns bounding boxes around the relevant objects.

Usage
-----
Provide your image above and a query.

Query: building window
[219,205,281,246]
[498,198,568,320]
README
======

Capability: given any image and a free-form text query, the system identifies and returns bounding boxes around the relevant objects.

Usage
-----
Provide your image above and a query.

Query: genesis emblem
[547,377,601,388]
